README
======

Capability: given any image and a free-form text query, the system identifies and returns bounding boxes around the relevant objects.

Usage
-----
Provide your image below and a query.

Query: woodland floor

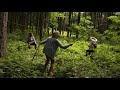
[0,32,120,78]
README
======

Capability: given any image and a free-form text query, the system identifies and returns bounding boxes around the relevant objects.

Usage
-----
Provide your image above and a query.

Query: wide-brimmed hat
[90,37,97,42]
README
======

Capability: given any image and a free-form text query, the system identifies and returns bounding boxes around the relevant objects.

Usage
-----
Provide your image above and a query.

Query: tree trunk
[67,12,72,37]
[24,12,28,31]
[62,17,65,35]
[98,12,109,33]
[29,12,32,31]
[47,27,49,36]
[62,12,67,35]
[107,12,113,29]
[58,17,62,34]
[39,12,44,40]
[90,12,96,28]
[76,12,81,38]
[44,12,50,32]
[0,12,8,57]
[36,12,40,35]
[8,12,12,33]
[70,12,74,37]
[52,27,54,34]
[97,12,101,30]
[31,13,34,32]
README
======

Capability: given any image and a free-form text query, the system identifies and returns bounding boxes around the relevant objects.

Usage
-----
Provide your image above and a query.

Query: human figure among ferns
[85,37,97,56]
[27,32,37,49]
[40,31,73,76]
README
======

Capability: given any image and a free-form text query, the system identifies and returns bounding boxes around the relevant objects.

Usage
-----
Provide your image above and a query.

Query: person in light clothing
[85,37,97,56]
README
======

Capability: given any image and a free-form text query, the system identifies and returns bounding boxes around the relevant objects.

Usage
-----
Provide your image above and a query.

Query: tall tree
[0,12,8,57]
[67,12,72,37]
[76,12,81,38]
[44,12,50,32]
[98,12,113,33]
[58,17,62,34]
[39,12,45,40]
[90,12,96,28]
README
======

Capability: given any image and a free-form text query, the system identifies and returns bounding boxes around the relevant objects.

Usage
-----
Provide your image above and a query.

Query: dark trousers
[44,55,55,75]
[85,50,95,56]
[28,42,37,49]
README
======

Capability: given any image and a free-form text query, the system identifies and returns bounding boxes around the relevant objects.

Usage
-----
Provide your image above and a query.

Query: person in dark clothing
[40,31,73,76]
[27,32,37,49]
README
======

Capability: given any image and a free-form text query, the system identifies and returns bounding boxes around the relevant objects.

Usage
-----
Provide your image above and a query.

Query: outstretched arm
[40,39,47,45]
[57,40,73,49]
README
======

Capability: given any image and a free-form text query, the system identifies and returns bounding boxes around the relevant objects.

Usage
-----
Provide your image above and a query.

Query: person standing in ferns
[27,32,37,49]
[85,37,97,56]
[40,31,73,76]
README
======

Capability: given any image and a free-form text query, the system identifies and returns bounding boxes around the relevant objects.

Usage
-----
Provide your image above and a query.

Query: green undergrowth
[0,34,120,78]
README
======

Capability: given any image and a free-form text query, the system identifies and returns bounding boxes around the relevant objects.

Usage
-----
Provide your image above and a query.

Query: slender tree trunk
[31,13,34,32]
[44,12,50,32]
[107,12,113,29]
[97,12,101,30]
[67,12,72,37]
[8,12,12,33]
[90,12,96,28]
[52,27,54,34]
[76,12,81,38]
[58,17,62,34]
[29,12,32,31]
[36,12,40,35]
[70,12,74,37]
[39,12,44,40]
[0,12,8,57]
[47,27,49,36]
[94,12,97,29]
[62,17,65,35]
[24,12,28,31]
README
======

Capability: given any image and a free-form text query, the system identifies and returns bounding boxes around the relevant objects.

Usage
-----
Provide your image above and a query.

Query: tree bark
[0,12,8,57]
[39,12,44,40]
[67,12,72,37]
[76,12,81,38]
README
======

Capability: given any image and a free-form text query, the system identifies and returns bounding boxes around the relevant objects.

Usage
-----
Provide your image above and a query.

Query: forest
[0,12,120,78]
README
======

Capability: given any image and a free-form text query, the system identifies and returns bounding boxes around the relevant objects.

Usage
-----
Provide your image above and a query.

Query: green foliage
[1,15,120,78]
[49,12,59,28]
[71,24,81,32]
[102,30,120,45]
[69,16,97,40]
[2,12,120,78]
[8,30,28,42]
[50,12,65,28]
[80,17,93,26]
[104,13,120,44]
[108,12,120,30]
[0,32,120,78]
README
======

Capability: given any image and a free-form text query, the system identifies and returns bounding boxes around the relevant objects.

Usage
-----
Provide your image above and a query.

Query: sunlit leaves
[50,12,66,28]
[108,13,120,30]
[80,17,93,25]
